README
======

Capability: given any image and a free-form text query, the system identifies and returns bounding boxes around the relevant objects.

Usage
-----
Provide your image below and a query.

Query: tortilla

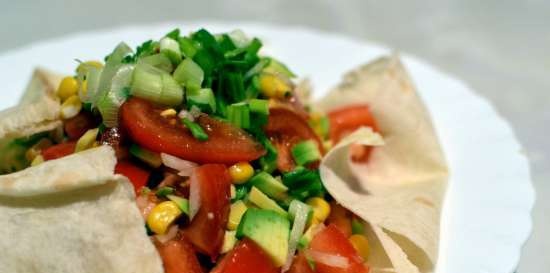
[315,55,448,273]
[0,68,63,140]
[0,146,164,273]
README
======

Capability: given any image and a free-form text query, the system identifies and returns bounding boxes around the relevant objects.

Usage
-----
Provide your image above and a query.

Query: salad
[1,28,378,273]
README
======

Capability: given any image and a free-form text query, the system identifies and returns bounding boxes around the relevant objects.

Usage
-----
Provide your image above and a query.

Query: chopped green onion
[263,57,297,78]
[160,37,182,65]
[244,58,270,79]
[182,118,208,141]
[282,167,326,201]
[228,29,251,48]
[164,28,180,40]
[224,72,246,102]
[291,140,321,166]
[248,99,269,115]
[97,42,133,101]
[186,88,216,113]
[156,187,175,197]
[138,54,173,73]
[192,49,216,76]
[178,37,197,58]
[129,144,162,168]
[218,34,237,53]
[96,64,132,128]
[284,199,311,271]
[78,65,102,104]
[131,62,183,106]
[352,218,366,235]
[232,185,249,202]
[173,58,204,89]
[167,194,190,215]
[226,102,250,129]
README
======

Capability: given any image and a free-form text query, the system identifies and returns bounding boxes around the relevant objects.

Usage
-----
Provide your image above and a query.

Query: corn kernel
[30,155,44,166]
[147,201,183,235]
[75,128,99,152]
[221,230,237,253]
[160,108,177,117]
[349,234,370,260]
[57,76,79,101]
[60,95,82,119]
[259,73,291,99]
[227,200,248,230]
[306,197,331,222]
[228,162,254,184]
[76,60,104,74]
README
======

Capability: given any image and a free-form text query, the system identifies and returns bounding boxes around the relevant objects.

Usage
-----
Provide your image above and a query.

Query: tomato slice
[41,142,76,161]
[114,161,150,195]
[64,111,99,140]
[326,202,353,238]
[211,238,279,273]
[265,106,323,172]
[120,98,265,164]
[184,164,231,260]
[155,237,204,273]
[328,105,378,162]
[288,252,315,273]
[309,224,369,273]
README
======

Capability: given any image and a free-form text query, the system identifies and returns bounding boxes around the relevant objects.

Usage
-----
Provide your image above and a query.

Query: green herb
[182,118,209,141]
[165,28,180,40]
[173,58,204,89]
[291,140,321,166]
[156,187,175,197]
[186,88,216,113]
[227,102,250,129]
[131,62,183,106]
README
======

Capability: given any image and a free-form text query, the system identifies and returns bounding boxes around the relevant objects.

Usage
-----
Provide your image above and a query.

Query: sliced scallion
[182,118,208,141]
[263,57,297,78]
[228,29,251,48]
[173,58,204,89]
[186,88,216,113]
[97,42,133,102]
[227,102,250,129]
[291,140,321,166]
[131,62,183,106]
[138,54,173,73]
[160,37,182,65]
[178,37,197,58]
[248,99,269,115]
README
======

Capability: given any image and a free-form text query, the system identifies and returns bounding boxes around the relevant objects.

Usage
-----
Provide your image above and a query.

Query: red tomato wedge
[211,238,279,273]
[184,164,231,260]
[265,106,323,172]
[328,105,378,162]
[309,224,369,273]
[41,142,76,161]
[120,98,265,164]
[114,161,150,195]
[326,202,353,238]
[288,252,315,273]
[155,237,204,273]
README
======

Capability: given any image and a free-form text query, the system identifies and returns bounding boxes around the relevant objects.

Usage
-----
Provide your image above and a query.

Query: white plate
[0,21,534,273]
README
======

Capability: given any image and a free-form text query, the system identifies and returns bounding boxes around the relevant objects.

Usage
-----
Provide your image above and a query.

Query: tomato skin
[309,224,369,273]
[328,105,378,162]
[265,107,323,172]
[326,202,353,238]
[155,237,204,273]
[114,161,150,195]
[288,252,315,273]
[120,98,265,164]
[64,111,99,140]
[41,142,76,161]
[184,164,231,260]
[211,238,279,273]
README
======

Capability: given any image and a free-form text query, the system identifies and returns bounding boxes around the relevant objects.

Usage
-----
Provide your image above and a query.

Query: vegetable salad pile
[2,28,380,273]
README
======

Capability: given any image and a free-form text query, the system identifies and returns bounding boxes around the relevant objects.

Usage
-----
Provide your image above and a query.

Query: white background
[1,1,548,272]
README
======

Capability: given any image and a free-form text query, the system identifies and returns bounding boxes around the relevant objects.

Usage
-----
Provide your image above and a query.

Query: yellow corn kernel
[221,230,237,253]
[160,108,177,117]
[227,200,248,230]
[349,234,370,261]
[75,128,99,152]
[60,95,82,119]
[259,73,291,99]
[228,162,254,184]
[30,155,44,166]
[76,60,104,74]
[147,201,183,235]
[306,197,331,222]
[57,76,79,101]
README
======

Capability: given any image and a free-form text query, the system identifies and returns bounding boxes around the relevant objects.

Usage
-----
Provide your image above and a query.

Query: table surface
[2,1,548,272]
